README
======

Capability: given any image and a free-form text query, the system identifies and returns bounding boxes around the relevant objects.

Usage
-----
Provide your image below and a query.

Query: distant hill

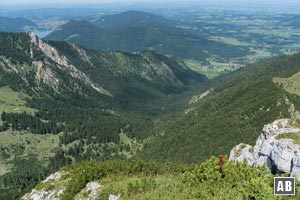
[277,14,300,28]
[0,16,36,32]
[46,11,250,62]
[287,16,300,27]
[89,10,175,30]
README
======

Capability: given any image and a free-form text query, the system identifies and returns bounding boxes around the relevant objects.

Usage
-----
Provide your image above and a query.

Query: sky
[1,0,300,14]
[1,0,299,5]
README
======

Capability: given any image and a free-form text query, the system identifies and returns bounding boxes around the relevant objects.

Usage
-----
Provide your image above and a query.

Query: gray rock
[253,155,268,167]
[22,172,64,200]
[229,143,254,164]
[43,172,61,183]
[271,140,294,172]
[230,119,300,179]
[85,182,101,200]
[291,156,300,180]
[109,194,120,200]
[260,142,273,156]
[22,189,60,200]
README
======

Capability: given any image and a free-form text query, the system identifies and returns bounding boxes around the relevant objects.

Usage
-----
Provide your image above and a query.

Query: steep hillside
[0,16,36,32]
[273,71,300,96]
[46,11,250,62]
[0,32,205,199]
[0,32,204,110]
[141,53,300,163]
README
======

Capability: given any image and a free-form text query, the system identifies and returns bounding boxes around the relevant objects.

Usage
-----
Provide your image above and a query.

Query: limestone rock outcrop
[230,119,300,179]
[22,172,103,200]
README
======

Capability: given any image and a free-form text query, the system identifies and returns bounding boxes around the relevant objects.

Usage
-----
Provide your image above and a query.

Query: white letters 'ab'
[277,181,284,192]
[286,181,292,192]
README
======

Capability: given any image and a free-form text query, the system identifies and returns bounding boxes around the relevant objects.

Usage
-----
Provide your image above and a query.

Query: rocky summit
[230,119,300,179]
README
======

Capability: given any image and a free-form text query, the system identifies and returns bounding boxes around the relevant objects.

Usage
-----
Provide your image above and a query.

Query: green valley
[1,2,300,199]
[2,31,300,199]
[0,32,205,199]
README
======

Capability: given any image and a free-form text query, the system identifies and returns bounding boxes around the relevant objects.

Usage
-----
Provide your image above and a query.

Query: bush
[127,178,157,195]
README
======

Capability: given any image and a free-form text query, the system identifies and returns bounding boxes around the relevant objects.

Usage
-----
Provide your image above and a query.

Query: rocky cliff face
[28,32,111,96]
[230,119,300,179]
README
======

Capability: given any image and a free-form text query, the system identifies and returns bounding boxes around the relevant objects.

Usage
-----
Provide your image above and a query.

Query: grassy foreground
[26,157,300,200]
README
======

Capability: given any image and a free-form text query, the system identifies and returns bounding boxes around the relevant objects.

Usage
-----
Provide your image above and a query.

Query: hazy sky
[1,0,299,5]
[1,0,300,14]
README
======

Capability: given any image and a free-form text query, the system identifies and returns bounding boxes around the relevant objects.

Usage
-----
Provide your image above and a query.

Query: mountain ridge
[1,31,205,103]
[0,16,36,32]
[45,11,250,62]
[89,10,176,31]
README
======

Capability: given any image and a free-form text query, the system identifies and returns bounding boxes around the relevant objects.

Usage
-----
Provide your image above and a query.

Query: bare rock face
[34,61,59,90]
[270,140,295,172]
[229,143,254,163]
[22,172,103,200]
[22,189,63,200]
[229,119,300,179]
[291,156,300,179]
[74,182,102,200]
[28,32,112,96]
[22,172,63,200]
[43,172,62,182]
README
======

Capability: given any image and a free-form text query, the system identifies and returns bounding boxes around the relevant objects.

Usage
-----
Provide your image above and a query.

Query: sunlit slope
[273,71,300,96]
[141,54,300,163]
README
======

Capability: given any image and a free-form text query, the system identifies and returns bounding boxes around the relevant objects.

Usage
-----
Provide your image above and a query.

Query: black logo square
[274,177,295,195]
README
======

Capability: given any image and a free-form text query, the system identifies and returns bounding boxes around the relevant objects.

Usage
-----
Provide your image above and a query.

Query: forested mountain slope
[1,31,204,110]
[141,53,300,163]
[0,32,205,199]
[46,11,250,62]
[2,31,300,199]
[89,10,175,30]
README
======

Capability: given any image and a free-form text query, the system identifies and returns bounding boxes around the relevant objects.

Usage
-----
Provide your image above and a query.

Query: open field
[0,130,59,175]
[184,59,243,79]
[0,86,37,114]
[273,71,300,96]
[174,10,300,77]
